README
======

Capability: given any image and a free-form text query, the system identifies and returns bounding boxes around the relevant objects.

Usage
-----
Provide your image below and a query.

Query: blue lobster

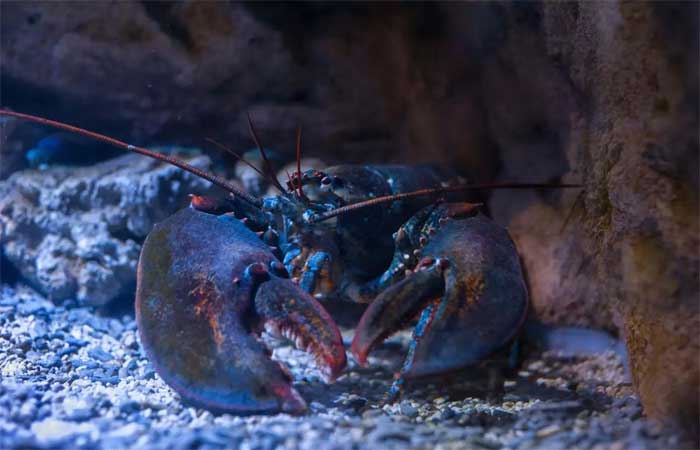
[1,110,568,414]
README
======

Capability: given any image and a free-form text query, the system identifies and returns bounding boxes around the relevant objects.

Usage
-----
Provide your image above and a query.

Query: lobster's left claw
[137,208,346,415]
[255,276,347,382]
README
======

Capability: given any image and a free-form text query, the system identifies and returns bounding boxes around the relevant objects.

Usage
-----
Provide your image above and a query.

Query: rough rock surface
[1,0,697,438]
[0,285,687,450]
[0,2,498,172]
[487,2,699,437]
[0,154,213,306]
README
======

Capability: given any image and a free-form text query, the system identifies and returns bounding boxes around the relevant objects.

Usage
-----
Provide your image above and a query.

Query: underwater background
[0,2,698,449]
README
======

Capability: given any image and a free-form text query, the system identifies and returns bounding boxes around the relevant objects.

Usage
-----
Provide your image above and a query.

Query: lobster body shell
[324,164,467,279]
[279,164,471,293]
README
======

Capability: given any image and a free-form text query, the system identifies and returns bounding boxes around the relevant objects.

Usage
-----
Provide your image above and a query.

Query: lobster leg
[351,203,528,401]
[282,231,341,300]
[298,251,334,297]
[386,303,437,402]
[356,205,439,302]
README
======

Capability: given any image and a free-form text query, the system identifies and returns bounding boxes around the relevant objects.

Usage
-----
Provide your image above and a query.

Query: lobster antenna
[205,137,286,194]
[295,127,305,199]
[246,113,287,194]
[308,182,583,223]
[0,109,263,207]
[284,169,294,190]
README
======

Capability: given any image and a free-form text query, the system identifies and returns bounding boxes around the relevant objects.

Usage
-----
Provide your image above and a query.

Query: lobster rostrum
[0,110,578,413]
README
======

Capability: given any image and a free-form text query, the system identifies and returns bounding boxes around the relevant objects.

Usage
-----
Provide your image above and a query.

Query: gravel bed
[0,284,684,450]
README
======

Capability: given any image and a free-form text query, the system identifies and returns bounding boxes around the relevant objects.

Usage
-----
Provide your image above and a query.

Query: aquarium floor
[0,284,684,450]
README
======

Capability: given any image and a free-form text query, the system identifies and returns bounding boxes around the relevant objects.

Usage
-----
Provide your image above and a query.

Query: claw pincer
[136,207,346,414]
[351,203,528,399]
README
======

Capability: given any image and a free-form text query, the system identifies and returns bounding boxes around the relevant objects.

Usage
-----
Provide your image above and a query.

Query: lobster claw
[136,208,346,415]
[255,275,347,383]
[351,261,446,371]
[351,204,528,400]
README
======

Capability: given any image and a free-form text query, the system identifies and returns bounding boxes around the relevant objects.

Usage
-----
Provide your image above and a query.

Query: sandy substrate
[0,284,685,450]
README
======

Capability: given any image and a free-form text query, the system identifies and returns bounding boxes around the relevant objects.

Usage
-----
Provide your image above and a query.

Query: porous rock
[0,2,496,172]
[0,154,213,306]
[487,2,699,438]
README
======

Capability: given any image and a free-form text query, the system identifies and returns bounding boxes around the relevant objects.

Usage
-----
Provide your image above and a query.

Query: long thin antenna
[308,182,582,223]
[285,169,294,192]
[295,127,305,199]
[246,113,287,194]
[205,137,285,194]
[0,109,263,207]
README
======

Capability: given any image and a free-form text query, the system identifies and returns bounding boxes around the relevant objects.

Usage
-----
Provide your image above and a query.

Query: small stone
[17,299,51,315]
[399,401,418,418]
[88,347,113,362]
[94,375,120,385]
[362,408,383,419]
[71,358,98,369]
[62,397,94,421]
[536,424,562,438]
[107,423,144,440]
[16,399,38,423]
[57,347,78,357]
[31,419,97,447]
[472,436,502,449]
[122,333,139,350]
[140,369,157,380]
[344,395,367,409]
[32,338,48,351]
[36,355,61,368]
[119,399,141,415]
[65,337,88,347]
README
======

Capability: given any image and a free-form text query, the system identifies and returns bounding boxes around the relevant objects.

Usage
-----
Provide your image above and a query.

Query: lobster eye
[320,176,331,185]
[245,263,270,282]
[269,261,289,278]
[263,228,279,246]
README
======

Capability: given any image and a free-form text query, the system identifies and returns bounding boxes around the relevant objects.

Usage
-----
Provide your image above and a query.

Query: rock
[1,3,494,171]
[486,2,699,438]
[0,153,213,306]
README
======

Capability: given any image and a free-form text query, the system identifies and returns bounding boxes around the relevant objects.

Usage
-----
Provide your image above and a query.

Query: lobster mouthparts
[136,207,346,415]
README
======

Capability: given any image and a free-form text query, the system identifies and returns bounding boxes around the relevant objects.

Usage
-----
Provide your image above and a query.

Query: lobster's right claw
[351,207,528,402]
